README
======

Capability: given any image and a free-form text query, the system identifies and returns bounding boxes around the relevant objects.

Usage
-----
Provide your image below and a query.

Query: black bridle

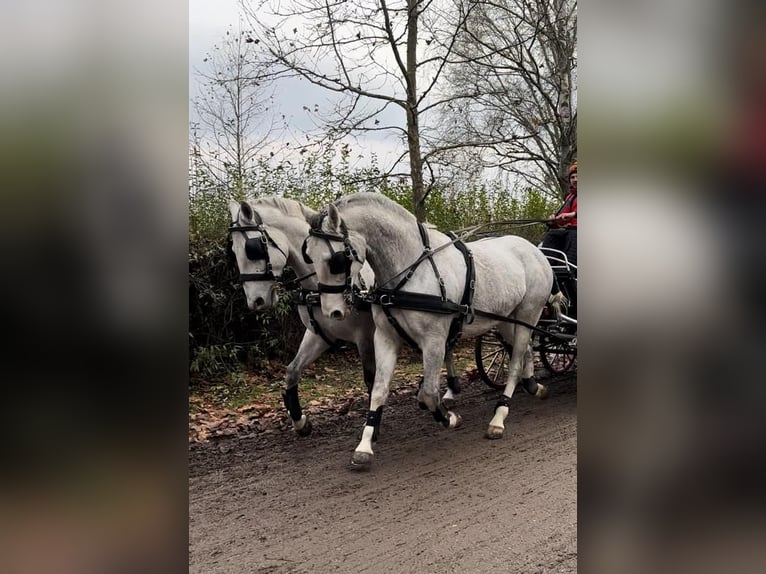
[302,220,363,294]
[228,209,289,283]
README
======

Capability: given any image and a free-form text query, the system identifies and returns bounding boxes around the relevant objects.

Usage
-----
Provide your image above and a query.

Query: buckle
[379,293,393,307]
[305,292,320,305]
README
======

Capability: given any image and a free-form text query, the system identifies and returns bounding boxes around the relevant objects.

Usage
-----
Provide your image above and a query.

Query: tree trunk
[553,0,576,198]
[406,0,426,223]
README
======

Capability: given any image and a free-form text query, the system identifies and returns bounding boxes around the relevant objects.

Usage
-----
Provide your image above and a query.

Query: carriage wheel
[474,331,512,390]
[540,339,576,375]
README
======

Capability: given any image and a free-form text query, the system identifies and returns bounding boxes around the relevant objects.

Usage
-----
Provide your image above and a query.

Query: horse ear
[229,200,241,221]
[300,204,318,223]
[239,201,254,223]
[327,204,341,232]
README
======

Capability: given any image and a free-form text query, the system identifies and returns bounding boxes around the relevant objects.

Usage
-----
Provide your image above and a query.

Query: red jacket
[554,188,577,228]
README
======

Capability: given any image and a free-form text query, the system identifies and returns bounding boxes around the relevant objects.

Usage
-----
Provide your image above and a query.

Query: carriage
[474,245,577,389]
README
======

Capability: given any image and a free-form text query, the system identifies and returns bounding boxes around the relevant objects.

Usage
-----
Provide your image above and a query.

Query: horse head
[228,200,290,311]
[303,203,367,321]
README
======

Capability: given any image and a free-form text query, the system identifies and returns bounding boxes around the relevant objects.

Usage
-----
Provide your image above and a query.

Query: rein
[373,217,551,292]
[452,219,552,240]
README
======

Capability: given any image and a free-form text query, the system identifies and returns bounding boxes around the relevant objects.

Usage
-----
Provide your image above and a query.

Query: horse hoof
[449,412,463,429]
[536,385,548,400]
[485,425,504,440]
[295,419,313,437]
[349,451,373,471]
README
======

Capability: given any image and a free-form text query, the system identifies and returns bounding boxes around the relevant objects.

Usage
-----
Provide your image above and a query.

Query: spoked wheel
[474,331,512,390]
[540,337,576,374]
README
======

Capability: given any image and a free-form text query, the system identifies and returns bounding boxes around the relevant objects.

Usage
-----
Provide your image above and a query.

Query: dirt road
[189,373,577,574]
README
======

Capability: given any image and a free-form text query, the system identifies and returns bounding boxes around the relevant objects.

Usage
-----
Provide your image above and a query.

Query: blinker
[301,238,348,275]
[329,251,348,275]
[301,238,313,264]
[245,237,268,260]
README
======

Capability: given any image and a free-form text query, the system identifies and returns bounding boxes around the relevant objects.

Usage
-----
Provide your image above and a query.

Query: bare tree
[192,25,279,199]
[241,0,476,221]
[434,0,577,198]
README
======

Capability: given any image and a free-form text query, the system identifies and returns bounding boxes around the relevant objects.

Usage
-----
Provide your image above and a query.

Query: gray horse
[229,198,376,435]
[304,193,558,468]
[228,197,465,437]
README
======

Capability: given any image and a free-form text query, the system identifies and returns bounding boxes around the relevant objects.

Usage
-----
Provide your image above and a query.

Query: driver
[541,161,577,268]
[541,161,577,312]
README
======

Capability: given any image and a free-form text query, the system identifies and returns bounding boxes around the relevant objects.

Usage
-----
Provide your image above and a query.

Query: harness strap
[381,304,421,351]
[368,226,476,352]
[317,281,349,294]
[298,287,372,347]
[392,223,447,302]
[296,289,336,347]
[445,233,476,350]
[371,289,467,314]
[472,309,575,342]
[420,223,447,301]
[281,271,317,292]
[229,215,287,283]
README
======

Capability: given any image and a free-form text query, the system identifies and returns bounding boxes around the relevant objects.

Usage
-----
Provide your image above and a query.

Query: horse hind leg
[441,348,462,410]
[418,341,463,430]
[520,339,548,399]
[486,323,534,439]
[284,330,332,436]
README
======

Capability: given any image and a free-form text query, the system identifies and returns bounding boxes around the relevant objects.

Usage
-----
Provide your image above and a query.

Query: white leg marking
[355,425,375,455]
[489,405,509,430]
[293,414,307,431]
[443,388,455,402]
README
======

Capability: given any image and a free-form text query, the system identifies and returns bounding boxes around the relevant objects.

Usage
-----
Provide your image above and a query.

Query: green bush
[189,146,560,376]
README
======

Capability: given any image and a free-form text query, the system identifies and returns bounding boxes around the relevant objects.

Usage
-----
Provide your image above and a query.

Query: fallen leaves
[190,340,480,443]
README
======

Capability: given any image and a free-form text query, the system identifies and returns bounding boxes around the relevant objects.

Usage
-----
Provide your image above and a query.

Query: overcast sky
[189,0,240,108]
[189,0,405,170]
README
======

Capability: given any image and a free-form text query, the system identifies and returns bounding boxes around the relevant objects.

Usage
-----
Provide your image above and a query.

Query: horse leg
[356,335,379,440]
[356,335,376,398]
[441,349,462,409]
[284,330,331,436]
[351,327,400,470]
[486,323,533,439]
[418,341,463,430]
[519,337,548,399]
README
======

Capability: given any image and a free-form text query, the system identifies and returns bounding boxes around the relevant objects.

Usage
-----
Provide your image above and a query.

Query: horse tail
[548,291,567,320]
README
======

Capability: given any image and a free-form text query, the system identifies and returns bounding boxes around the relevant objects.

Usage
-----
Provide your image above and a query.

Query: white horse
[229,197,467,437]
[228,198,377,436]
[304,193,560,468]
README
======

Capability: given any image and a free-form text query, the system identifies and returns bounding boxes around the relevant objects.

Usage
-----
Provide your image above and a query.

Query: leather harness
[367,223,476,353]
[230,209,370,348]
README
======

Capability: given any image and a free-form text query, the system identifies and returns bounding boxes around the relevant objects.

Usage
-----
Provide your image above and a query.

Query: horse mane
[307,209,326,231]
[335,192,417,222]
[252,196,317,219]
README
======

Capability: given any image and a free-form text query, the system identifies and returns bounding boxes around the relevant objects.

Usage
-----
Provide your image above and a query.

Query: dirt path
[189,373,577,574]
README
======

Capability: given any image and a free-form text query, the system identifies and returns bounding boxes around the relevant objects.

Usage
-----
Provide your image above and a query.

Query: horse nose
[330,309,344,321]
[254,297,265,308]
